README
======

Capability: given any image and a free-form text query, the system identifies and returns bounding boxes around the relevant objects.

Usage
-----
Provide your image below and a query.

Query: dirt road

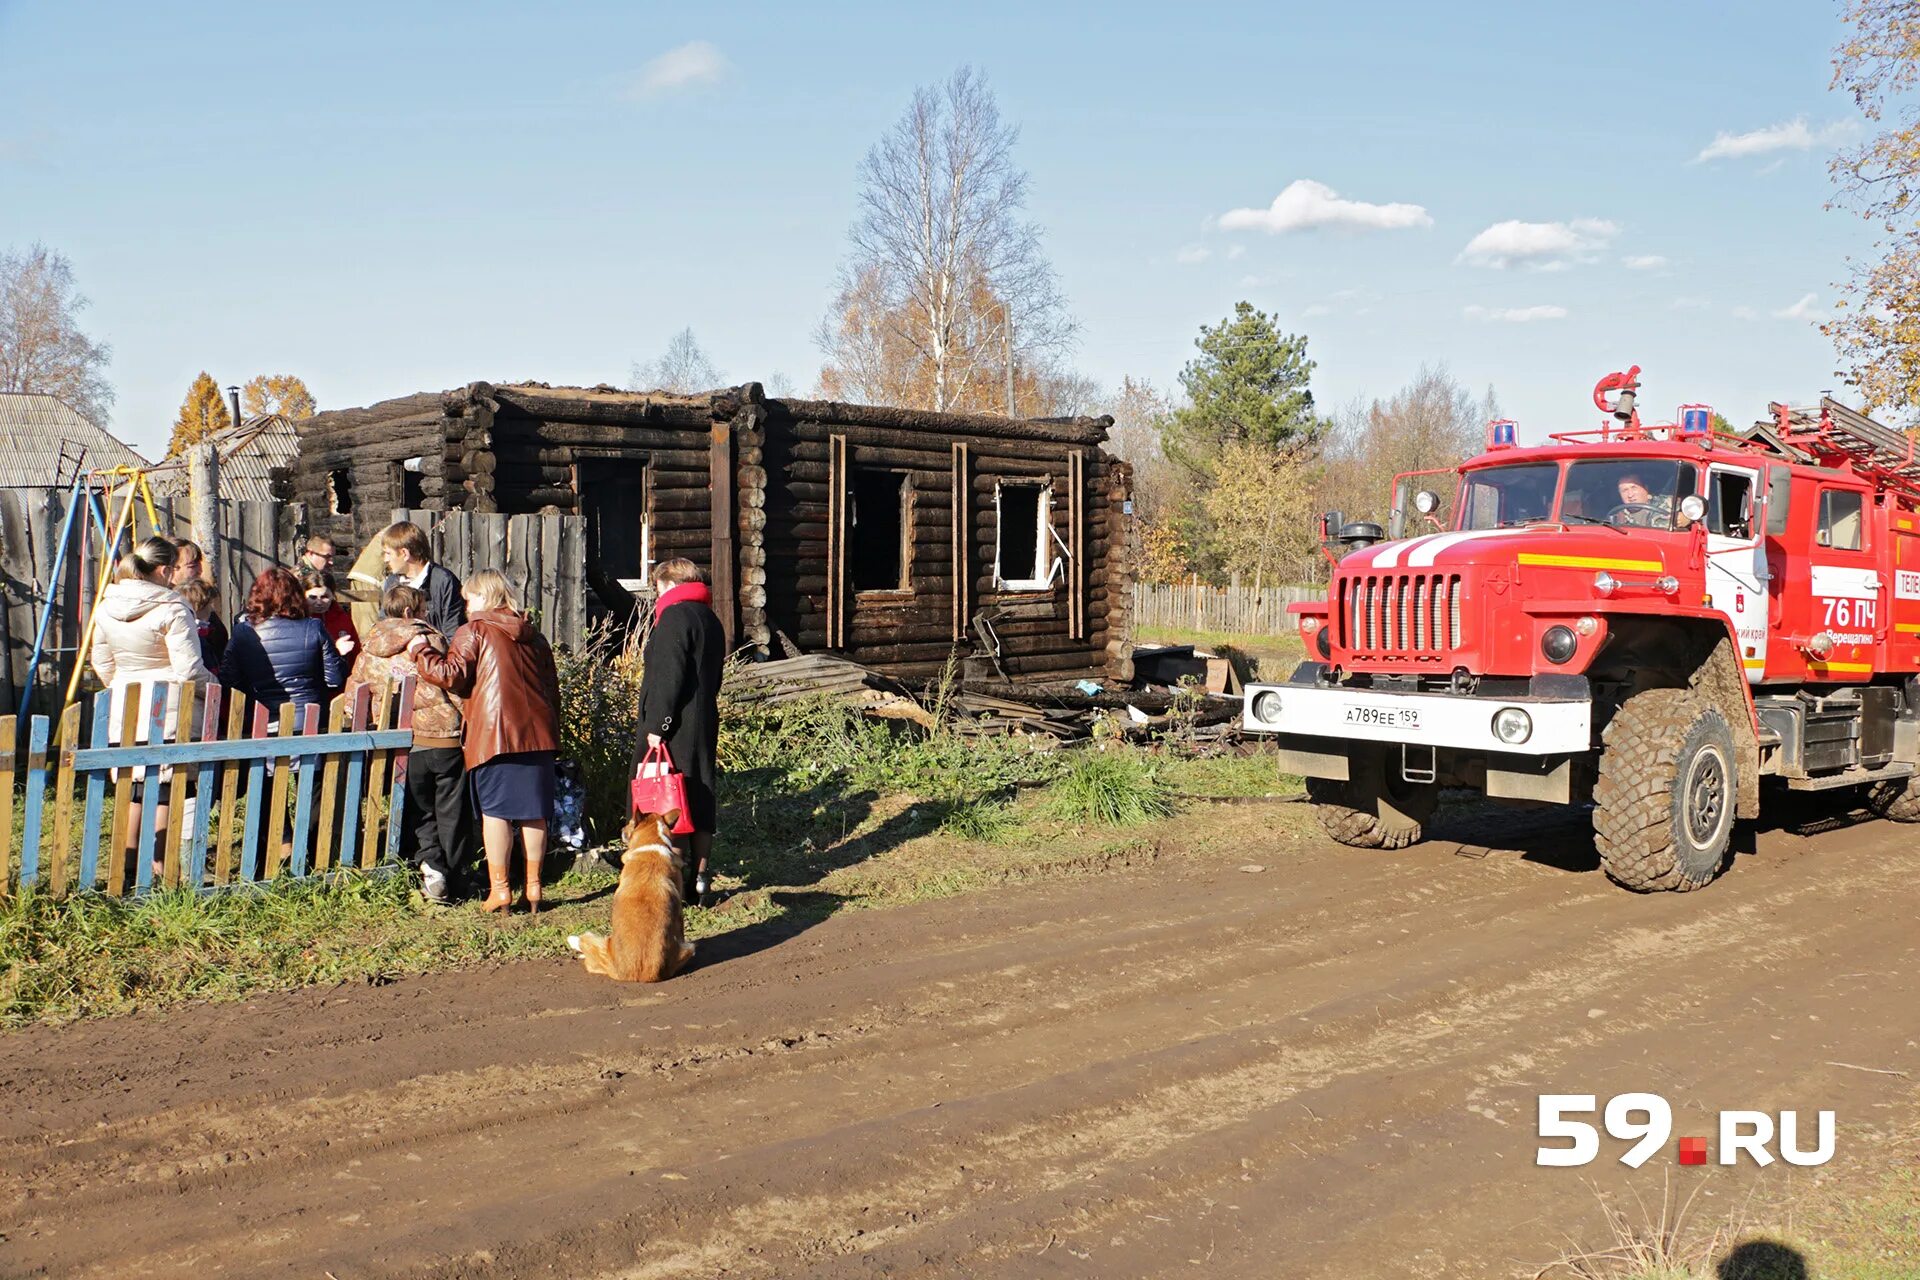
[3,802,1917,1278]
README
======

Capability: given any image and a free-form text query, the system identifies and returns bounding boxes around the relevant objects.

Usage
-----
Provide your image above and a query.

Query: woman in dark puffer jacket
[222,567,344,713]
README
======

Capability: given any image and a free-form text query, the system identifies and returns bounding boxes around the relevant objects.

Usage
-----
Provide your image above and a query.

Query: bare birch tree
[819,67,1073,413]
[629,328,723,394]
[0,242,115,425]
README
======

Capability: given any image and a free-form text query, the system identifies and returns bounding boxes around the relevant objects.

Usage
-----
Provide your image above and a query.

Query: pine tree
[167,372,231,457]
[1161,302,1324,479]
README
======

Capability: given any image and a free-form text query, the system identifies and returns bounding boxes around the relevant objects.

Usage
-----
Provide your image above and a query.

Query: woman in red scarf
[633,558,726,902]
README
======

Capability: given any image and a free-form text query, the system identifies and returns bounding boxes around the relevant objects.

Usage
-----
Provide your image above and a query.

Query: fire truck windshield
[1460,463,1556,529]
[1561,459,1695,531]
[1459,458,1696,531]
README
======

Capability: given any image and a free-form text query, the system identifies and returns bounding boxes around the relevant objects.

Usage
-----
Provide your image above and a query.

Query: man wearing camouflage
[1614,472,1675,529]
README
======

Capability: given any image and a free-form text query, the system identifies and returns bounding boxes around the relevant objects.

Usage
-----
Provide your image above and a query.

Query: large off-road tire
[1593,688,1736,892]
[1306,749,1438,850]
[1866,773,1920,821]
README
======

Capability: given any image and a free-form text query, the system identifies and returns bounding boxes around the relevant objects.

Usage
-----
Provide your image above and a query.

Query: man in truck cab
[1612,470,1675,529]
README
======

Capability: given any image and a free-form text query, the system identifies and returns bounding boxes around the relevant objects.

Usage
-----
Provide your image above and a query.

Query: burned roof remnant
[296,381,1135,682]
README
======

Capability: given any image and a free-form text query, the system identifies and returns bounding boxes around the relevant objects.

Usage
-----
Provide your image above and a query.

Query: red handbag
[632,743,695,834]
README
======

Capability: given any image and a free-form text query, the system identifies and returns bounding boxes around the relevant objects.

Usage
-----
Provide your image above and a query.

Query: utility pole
[1003,308,1016,418]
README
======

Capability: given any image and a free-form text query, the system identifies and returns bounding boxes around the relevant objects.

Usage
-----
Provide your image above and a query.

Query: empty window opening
[851,469,911,592]
[1819,488,1864,551]
[580,458,653,589]
[996,481,1053,590]
[327,468,354,516]
[1707,470,1754,538]
[396,458,427,510]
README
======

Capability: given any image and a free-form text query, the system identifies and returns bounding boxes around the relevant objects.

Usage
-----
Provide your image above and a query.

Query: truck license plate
[1345,704,1420,731]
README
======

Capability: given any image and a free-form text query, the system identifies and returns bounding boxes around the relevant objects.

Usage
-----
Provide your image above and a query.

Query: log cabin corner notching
[294,382,1135,682]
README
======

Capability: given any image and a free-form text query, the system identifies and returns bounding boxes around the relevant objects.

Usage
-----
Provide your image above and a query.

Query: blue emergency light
[1679,404,1712,436]
[1488,419,1518,449]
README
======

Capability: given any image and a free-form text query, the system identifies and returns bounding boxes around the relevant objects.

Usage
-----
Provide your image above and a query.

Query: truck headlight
[1251,690,1284,725]
[1541,625,1577,664]
[1492,707,1533,744]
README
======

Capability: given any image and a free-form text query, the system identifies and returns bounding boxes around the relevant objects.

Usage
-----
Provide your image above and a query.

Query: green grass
[1,676,1319,1026]
[1045,750,1176,827]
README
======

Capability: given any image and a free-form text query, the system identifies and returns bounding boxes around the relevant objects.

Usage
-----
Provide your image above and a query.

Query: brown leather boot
[480,861,512,913]
[521,849,543,915]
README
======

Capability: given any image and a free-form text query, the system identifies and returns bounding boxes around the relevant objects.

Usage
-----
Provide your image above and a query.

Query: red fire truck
[1241,367,1920,891]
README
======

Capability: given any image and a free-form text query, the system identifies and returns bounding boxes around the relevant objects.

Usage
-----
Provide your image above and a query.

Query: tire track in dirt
[3,807,1916,1278]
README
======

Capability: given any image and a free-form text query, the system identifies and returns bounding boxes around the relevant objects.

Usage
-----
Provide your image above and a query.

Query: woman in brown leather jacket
[410,569,562,913]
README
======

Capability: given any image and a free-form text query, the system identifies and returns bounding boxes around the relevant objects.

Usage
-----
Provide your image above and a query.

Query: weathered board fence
[0,678,415,898]
[1130,580,1326,635]
[392,508,587,650]
[0,486,302,718]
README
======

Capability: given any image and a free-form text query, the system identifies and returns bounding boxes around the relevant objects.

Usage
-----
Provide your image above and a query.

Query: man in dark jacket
[633,558,725,903]
[378,521,467,638]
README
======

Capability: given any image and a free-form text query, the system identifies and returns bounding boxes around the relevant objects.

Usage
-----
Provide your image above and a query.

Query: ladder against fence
[1,678,416,898]
[1130,581,1327,635]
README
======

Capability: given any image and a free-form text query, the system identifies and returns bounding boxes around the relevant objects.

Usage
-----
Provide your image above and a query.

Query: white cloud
[1773,292,1830,323]
[1174,244,1212,264]
[1622,254,1669,271]
[1226,244,1246,260]
[1732,305,1759,321]
[1694,118,1855,163]
[1457,218,1618,269]
[1463,304,1568,323]
[1301,304,1333,318]
[1218,179,1432,234]
[627,40,730,99]
[1669,296,1711,311]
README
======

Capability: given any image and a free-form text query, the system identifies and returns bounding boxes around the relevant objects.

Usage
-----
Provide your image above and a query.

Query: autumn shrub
[554,624,646,837]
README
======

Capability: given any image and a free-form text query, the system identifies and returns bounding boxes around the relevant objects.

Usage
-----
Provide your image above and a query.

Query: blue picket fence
[2,678,417,897]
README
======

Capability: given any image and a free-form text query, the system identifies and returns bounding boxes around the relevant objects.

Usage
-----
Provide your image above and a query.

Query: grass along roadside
[1,740,1302,1027]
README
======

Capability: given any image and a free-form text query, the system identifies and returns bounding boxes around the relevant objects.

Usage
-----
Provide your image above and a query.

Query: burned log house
[295,383,1135,682]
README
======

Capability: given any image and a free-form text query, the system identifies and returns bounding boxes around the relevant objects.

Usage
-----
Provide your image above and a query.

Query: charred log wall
[759,400,1126,682]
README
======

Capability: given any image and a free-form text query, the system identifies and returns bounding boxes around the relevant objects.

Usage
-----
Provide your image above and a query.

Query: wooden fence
[1130,580,1327,635]
[0,679,415,898]
[393,508,587,651]
[0,486,301,718]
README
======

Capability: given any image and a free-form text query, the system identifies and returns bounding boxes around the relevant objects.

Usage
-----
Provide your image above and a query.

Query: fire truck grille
[1340,573,1463,658]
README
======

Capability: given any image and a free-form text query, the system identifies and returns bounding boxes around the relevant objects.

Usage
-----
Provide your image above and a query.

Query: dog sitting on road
[567,809,696,983]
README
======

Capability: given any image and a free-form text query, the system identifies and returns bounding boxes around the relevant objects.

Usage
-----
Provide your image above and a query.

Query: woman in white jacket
[90,536,214,878]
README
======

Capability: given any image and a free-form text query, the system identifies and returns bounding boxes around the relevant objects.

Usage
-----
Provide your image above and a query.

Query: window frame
[849,466,914,595]
[1817,486,1867,552]
[994,478,1055,592]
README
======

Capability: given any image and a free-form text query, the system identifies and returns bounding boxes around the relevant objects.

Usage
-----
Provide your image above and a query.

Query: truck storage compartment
[1803,699,1861,774]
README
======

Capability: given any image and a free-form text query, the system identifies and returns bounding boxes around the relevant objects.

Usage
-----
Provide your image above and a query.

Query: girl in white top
[89,536,213,877]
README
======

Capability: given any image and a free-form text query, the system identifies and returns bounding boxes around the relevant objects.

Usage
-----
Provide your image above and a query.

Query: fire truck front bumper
[1241,683,1592,757]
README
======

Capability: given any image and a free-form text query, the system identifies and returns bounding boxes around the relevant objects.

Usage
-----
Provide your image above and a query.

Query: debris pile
[731,643,1252,746]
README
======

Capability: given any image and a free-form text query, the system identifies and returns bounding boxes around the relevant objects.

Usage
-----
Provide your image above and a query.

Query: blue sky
[0,0,1872,457]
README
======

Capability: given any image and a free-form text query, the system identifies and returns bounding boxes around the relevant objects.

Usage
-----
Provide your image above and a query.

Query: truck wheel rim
[1685,746,1729,848]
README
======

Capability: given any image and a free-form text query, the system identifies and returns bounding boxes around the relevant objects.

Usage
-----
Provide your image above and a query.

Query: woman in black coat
[633,557,726,901]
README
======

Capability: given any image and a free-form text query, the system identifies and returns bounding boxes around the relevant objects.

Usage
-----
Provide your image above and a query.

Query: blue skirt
[470,750,556,822]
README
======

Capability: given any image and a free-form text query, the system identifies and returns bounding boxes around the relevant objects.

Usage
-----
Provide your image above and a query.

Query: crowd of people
[86,521,723,911]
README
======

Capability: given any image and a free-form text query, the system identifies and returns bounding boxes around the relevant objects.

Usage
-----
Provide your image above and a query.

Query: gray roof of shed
[145,413,299,502]
[0,392,149,487]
